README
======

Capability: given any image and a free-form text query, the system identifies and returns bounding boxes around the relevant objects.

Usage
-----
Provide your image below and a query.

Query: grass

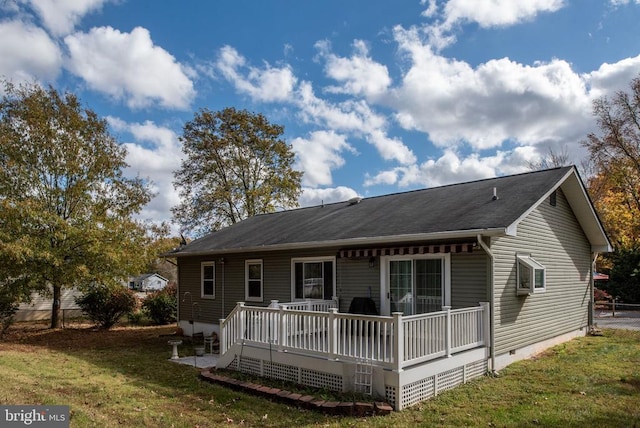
[1,322,639,427]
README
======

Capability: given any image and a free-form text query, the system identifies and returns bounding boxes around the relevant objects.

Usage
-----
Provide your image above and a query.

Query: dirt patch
[1,320,178,352]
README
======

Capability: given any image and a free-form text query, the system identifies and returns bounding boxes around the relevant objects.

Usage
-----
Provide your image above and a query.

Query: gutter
[165,228,508,258]
[477,234,496,374]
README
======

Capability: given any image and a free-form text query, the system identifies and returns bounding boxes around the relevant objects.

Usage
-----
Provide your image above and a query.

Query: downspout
[590,252,599,330]
[477,234,496,374]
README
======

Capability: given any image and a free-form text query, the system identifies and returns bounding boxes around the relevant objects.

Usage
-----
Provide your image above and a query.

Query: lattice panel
[301,368,343,391]
[436,367,464,393]
[401,376,435,408]
[264,361,299,383]
[385,385,397,409]
[236,356,262,376]
[465,359,487,380]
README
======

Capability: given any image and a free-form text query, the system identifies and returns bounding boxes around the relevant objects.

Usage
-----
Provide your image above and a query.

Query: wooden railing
[220,302,489,370]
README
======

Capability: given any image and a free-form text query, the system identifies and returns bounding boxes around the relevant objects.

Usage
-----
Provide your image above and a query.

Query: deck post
[480,302,490,347]
[219,318,226,354]
[328,308,338,360]
[444,305,452,357]
[269,300,279,308]
[278,305,286,352]
[237,302,246,342]
[392,312,404,372]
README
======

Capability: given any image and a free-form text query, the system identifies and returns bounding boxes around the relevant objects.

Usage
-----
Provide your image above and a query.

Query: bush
[76,285,137,329]
[142,283,177,325]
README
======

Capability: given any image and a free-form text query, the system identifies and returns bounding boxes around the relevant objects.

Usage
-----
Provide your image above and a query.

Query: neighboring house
[128,273,168,292]
[167,166,611,410]
[15,288,83,322]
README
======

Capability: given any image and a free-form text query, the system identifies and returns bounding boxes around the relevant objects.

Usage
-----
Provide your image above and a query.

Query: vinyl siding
[177,246,489,323]
[491,189,592,355]
[451,249,488,308]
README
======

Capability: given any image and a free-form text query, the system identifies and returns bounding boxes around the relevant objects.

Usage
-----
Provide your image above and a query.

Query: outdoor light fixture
[369,256,376,268]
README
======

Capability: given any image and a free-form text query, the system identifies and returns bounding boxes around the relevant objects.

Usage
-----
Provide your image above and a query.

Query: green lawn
[1,324,638,427]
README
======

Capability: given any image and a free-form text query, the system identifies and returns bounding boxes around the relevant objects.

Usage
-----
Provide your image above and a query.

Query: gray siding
[337,257,381,314]
[451,249,488,308]
[177,246,489,323]
[491,189,592,355]
[177,248,344,322]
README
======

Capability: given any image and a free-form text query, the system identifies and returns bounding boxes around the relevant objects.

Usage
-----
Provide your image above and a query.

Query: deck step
[354,359,373,396]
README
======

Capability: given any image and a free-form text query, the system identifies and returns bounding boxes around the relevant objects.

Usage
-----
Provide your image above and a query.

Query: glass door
[388,258,444,315]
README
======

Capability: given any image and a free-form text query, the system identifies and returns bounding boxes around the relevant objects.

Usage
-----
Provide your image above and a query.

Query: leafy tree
[583,75,640,248]
[75,284,137,329]
[603,248,640,303]
[0,81,153,328]
[172,107,303,237]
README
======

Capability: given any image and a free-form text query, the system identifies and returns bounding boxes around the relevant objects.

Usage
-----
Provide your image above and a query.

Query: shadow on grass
[1,322,336,427]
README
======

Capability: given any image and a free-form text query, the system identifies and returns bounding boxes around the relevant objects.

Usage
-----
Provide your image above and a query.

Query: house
[128,273,168,292]
[167,166,611,410]
[15,287,83,322]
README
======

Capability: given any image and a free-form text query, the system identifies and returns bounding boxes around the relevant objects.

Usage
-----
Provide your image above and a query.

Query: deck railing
[220,301,489,370]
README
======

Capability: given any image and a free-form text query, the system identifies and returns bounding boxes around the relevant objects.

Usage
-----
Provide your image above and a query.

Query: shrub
[142,283,177,325]
[76,285,137,329]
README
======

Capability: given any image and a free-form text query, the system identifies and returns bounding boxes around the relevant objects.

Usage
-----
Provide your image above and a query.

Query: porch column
[392,312,404,372]
[443,305,452,358]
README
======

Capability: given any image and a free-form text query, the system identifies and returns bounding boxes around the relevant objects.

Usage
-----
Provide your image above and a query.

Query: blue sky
[2,0,640,234]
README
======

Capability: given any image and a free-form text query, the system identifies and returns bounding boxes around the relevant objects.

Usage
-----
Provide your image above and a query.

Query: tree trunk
[50,285,61,329]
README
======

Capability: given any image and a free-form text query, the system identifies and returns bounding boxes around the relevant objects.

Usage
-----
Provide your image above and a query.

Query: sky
[2,0,640,236]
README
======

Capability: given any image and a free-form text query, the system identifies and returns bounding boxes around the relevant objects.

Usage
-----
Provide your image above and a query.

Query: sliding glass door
[387,256,447,315]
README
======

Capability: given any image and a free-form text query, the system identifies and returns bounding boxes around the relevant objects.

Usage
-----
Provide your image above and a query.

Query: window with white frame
[516,254,546,295]
[245,259,263,302]
[201,261,215,299]
[292,257,335,300]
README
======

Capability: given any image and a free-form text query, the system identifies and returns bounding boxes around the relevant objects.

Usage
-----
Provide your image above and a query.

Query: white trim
[380,253,451,316]
[290,256,336,301]
[245,259,263,302]
[201,261,215,299]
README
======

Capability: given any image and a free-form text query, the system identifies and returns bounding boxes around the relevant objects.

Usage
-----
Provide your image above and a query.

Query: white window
[517,254,546,295]
[201,261,215,299]
[291,257,335,300]
[245,259,263,302]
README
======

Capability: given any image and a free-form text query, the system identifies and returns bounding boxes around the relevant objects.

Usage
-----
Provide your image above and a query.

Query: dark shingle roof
[171,167,575,256]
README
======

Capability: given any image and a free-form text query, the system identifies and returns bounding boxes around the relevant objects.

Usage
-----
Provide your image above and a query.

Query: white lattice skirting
[224,347,487,410]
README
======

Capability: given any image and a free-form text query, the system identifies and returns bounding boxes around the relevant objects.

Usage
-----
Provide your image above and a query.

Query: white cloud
[216,45,297,102]
[296,81,416,164]
[364,150,503,188]
[586,54,640,99]
[317,39,392,99]
[442,0,565,29]
[214,46,416,166]
[65,26,195,109]
[108,117,183,227]
[391,28,592,150]
[0,20,62,83]
[298,186,359,208]
[21,0,109,36]
[291,130,355,187]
